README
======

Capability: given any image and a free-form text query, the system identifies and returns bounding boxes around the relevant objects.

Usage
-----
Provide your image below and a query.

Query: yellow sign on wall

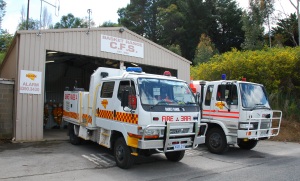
[20,70,42,94]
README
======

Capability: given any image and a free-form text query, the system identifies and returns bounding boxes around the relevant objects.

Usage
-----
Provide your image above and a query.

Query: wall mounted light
[119,28,125,33]
[47,51,58,54]
[131,63,138,66]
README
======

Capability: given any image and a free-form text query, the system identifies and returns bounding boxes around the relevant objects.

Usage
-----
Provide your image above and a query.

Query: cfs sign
[101,34,144,58]
[162,116,191,122]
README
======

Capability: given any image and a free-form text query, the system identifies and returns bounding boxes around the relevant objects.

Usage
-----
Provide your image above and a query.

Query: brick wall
[0,80,14,140]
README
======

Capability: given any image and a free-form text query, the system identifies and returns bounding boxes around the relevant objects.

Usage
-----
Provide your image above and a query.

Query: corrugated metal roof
[16,27,191,64]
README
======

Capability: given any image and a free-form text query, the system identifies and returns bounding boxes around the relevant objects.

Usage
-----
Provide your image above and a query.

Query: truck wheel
[165,150,185,162]
[238,140,258,150]
[114,137,134,169]
[69,124,81,145]
[206,127,228,154]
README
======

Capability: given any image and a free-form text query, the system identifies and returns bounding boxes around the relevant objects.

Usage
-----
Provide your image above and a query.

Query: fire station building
[0,27,192,141]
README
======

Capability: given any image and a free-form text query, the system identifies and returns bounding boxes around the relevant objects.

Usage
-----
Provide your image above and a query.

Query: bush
[0,52,5,65]
[191,47,300,121]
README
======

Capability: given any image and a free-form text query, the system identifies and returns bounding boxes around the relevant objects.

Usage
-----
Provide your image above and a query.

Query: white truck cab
[63,67,207,168]
[191,76,282,154]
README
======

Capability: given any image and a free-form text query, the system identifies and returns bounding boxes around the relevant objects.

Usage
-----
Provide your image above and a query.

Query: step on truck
[63,66,207,169]
[190,75,282,154]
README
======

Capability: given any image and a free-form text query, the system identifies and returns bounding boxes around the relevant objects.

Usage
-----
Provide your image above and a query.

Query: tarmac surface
[1,130,300,181]
[43,128,69,141]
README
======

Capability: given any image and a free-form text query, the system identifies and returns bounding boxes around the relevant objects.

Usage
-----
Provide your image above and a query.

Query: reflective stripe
[96,109,138,124]
[63,111,79,120]
[64,110,139,124]
[203,114,239,119]
[203,109,240,119]
[203,109,239,114]
[82,114,92,123]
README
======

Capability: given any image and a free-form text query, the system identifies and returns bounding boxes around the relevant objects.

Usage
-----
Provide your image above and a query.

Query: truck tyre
[238,140,258,150]
[114,137,134,169]
[206,127,228,154]
[69,123,81,145]
[165,150,185,162]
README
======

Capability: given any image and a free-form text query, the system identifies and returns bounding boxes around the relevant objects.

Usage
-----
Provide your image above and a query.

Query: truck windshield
[138,78,196,106]
[240,83,270,109]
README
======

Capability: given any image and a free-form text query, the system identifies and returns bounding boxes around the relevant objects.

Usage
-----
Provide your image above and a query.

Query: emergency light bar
[126,67,143,73]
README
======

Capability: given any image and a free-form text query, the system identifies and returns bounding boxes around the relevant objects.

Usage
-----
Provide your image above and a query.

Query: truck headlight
[138,129,161,136]
[144,129,160,136]
[239,123,254,129]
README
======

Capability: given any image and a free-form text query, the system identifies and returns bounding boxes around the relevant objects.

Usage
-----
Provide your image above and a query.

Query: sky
[1,0,297,34]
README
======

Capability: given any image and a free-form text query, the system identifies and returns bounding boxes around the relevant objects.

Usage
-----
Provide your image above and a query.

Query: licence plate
[174,144,185,150]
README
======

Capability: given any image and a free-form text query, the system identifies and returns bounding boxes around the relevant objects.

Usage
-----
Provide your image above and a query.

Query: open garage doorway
[43,50,177,136]
[43,51,120,132]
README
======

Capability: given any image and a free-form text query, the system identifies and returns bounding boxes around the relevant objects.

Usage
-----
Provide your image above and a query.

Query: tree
[289,0,300,45]
[0,29,13,65]
[208,0,244,53]
[82,16,95,28]
[241,0,265,50]
[0,29,12,52]
[193,34,218,64]
[165,44,182,56]
[117,0,246,62]
[20,5,26,24]
[272,13,298,46]
[0,0,6,30]
[156,3,185,46]
[100,21,120,27]
[17,5,39,30]
[158,0,213,61]
[118,0,161,42]
[53,13,87,29]
[17,18,39,30]
[41,7,52,29]
[262,0,275,47]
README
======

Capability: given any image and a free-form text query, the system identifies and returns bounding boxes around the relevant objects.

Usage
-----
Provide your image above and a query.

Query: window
[117,80,135,100]
[137,78,196,106]
[240,83,269,108]
[216,83,238,105]
[205,85,214,106]
[100,82,115,98]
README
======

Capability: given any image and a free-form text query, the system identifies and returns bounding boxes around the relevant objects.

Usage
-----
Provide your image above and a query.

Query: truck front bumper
[237,128,278,139]
[136,122,207,152]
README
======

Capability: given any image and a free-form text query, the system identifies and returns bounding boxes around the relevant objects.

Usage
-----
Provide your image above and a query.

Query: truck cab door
[212,83,239,128]
[202,84,214,120]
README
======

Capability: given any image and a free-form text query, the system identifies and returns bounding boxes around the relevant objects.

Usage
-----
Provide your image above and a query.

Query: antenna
[86,9,92,35]
[87,9,92,29]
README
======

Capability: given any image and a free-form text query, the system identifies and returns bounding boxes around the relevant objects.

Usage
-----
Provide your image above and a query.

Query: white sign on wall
[101,34,144,58]
[19,70,42,94]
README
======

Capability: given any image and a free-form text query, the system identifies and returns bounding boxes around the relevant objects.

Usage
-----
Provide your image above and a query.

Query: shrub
[191,47,300,121]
